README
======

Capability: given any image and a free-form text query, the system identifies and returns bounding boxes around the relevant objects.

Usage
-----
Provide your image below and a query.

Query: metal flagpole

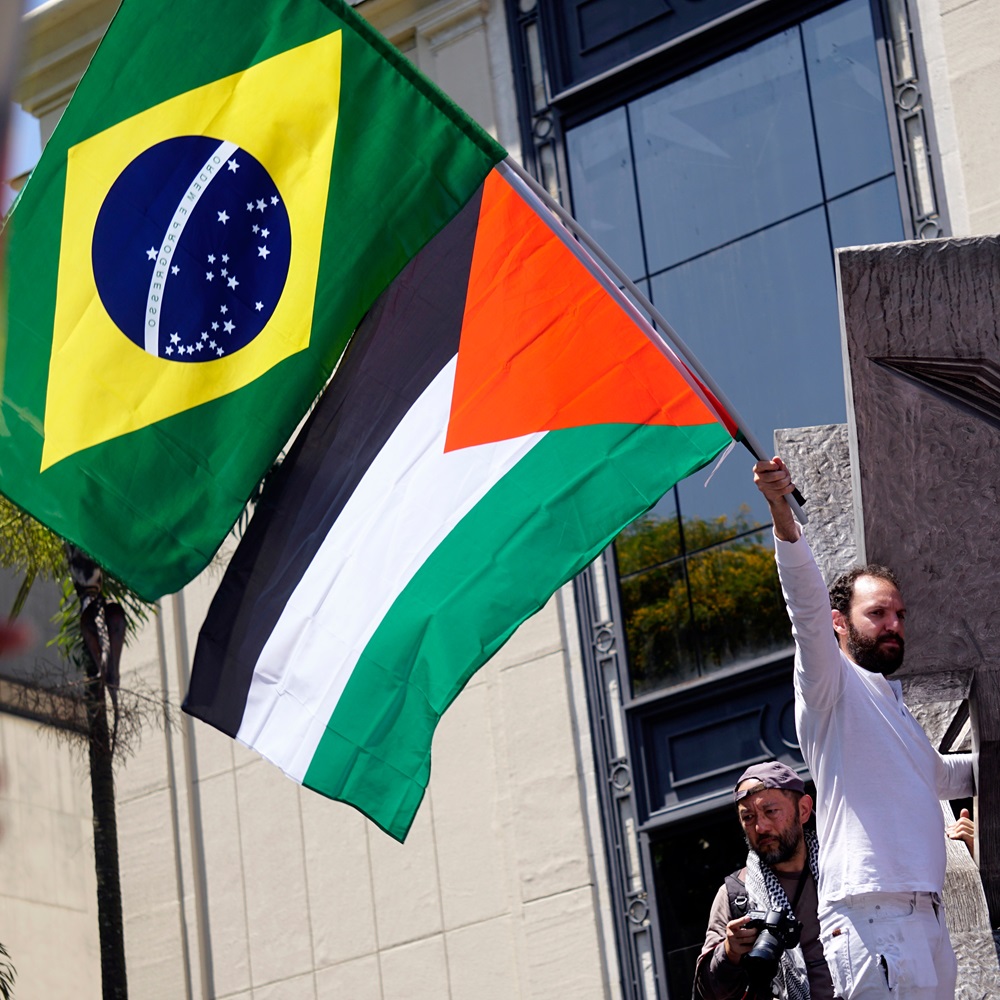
[497,156,807,522]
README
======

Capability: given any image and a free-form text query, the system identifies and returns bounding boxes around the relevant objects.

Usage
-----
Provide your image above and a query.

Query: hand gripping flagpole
[497,157,808,524]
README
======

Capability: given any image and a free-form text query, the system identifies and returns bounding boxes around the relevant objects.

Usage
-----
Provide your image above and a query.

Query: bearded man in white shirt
[753,457,975,1000]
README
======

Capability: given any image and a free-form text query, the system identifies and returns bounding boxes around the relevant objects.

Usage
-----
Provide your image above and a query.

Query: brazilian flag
[1,0,504,599]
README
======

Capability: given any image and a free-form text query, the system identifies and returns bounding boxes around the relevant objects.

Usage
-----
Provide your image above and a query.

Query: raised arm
[753,457,800,543]
[753,456,844,710]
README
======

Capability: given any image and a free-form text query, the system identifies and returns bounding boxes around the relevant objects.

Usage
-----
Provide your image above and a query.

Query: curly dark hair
[829,564,901,614]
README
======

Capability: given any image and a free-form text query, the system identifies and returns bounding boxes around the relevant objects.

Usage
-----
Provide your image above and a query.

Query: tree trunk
[87,668,128,1000]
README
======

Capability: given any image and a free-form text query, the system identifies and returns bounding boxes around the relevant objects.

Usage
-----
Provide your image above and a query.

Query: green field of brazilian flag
[1,0,504,599]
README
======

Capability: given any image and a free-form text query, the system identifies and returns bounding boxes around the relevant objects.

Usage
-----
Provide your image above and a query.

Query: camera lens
[742,909,802,990]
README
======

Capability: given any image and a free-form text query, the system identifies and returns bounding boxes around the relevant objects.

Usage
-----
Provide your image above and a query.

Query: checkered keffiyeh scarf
[744,829,820,1000]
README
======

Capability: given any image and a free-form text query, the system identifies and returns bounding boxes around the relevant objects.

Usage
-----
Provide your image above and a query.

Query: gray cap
[734,761,805,802]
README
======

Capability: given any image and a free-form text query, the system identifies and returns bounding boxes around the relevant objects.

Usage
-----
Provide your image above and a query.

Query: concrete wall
[917,0,1000,236]
[0,712,100,997]
[836,231,1000,987]
[116,558,617,999]
[837,236,1000,686]
[936,0,1000,235]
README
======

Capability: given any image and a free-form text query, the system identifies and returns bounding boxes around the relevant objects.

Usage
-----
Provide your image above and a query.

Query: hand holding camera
[741,908,803,994]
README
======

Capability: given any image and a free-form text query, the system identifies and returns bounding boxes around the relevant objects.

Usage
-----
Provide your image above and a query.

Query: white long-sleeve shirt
[775,532,974,904]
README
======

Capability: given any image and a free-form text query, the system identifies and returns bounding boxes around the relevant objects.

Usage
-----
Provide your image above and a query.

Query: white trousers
[819,892,957,999]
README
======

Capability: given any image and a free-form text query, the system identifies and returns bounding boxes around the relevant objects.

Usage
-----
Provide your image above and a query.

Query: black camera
[742,908,803,987]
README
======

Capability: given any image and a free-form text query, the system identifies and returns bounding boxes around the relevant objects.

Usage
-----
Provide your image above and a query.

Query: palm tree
[0,941,14,1000]
[0,496,156,1000]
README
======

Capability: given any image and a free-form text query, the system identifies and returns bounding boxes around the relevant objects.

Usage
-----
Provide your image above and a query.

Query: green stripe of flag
[303,420,730,839]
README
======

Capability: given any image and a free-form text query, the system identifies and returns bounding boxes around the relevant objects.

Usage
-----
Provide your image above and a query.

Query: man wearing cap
[694,761,834,1000]
[752,457,975,999]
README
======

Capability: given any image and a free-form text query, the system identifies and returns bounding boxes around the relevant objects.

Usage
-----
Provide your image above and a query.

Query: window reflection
[653,208,843,512]
[631,29,821,271]
[619,513,791,696]
[829,175,905,249]
[566,108,645,280]
[804,0,896,198]
[563,0,904,695]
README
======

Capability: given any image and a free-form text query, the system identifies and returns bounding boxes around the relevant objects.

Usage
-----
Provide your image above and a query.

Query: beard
[847,621,905,675]
[748,823,802,866]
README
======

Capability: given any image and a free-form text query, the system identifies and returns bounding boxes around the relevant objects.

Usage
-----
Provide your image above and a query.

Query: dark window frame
[507,0,950,241]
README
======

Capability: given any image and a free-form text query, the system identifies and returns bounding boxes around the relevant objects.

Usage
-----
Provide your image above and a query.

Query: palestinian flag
[184,166,734,841]
[0,0,502,599]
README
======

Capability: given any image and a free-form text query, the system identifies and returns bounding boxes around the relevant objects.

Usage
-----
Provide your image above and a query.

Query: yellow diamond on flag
[42,30,342,471]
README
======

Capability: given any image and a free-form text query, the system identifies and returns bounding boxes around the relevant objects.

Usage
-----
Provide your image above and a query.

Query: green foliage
[0,498,66,616]
[617,510,792,693]
[0,941,13,1000]
[0,496,155,664]
[52,575,154,667]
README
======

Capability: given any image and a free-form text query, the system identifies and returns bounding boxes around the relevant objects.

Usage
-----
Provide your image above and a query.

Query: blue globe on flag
[92,135,291,363]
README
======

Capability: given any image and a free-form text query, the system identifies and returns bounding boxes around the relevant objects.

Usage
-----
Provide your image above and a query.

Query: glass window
[631,29,822,271]
[566,108,646,280]
[653,208,842,524]
[829,175,906,249]
[620,521,789,695]
[565,0,904,697]
[804,0,896,199]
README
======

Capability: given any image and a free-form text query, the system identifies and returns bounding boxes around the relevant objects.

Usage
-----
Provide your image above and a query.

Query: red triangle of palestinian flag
[445,169,728,452]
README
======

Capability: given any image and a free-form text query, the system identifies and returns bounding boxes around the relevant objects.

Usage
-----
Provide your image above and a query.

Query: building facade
[6,0,1000,997]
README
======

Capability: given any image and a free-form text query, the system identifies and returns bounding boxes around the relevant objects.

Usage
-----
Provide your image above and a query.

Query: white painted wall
[116,550,618,999]
[917,0,1000,235]
[0,712,100,997]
